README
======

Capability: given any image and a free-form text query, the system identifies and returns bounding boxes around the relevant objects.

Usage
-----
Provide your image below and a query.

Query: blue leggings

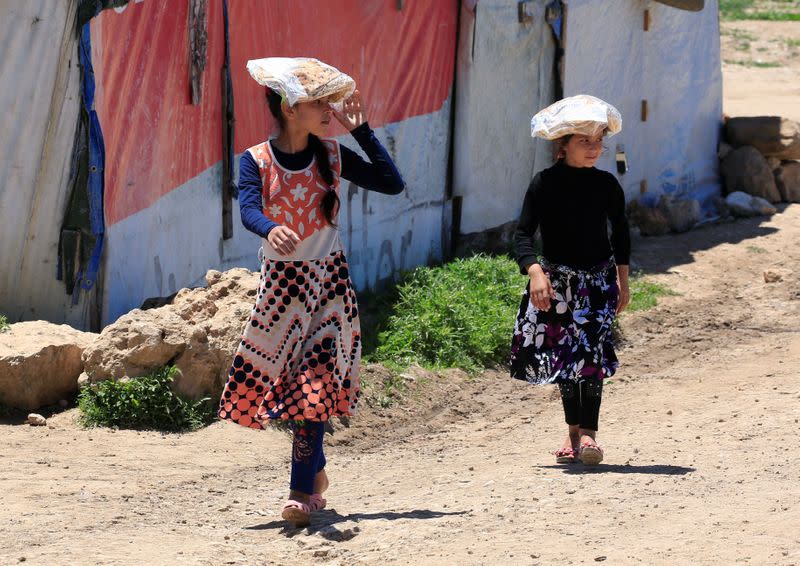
[290,421,326,495]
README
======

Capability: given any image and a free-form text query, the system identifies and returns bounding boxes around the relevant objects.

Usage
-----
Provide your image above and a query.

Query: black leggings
[559,379,603,432]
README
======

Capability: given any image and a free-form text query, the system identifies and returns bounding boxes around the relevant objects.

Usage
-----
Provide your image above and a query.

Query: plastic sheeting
[452,0,557,236]
[563,0,722,215]
[0,0,92,327]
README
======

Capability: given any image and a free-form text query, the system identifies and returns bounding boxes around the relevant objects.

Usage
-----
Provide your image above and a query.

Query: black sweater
[514,160,631,273]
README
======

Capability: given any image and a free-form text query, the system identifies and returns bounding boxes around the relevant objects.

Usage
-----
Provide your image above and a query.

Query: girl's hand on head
[267,226,301,256]
[527,264,555,311]
[331,90,367,131]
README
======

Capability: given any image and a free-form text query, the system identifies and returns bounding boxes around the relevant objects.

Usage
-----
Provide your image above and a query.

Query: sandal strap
[308,493,327,512]
[282,499,311,513]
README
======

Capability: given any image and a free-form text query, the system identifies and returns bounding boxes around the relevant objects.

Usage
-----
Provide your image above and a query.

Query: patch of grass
[721,27,757,40]
[746,244,768,253]
[368,254,522,374]
[721,0,800,20]
[362,369,409,408]
[627,276,678,313]
[78,366,215,432]
[786,38,800,47]
[0,313,9,332]
[724,58,783,67]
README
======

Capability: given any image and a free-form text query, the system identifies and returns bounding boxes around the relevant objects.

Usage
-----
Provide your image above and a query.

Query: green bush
[78,366,215,432]
[369,255,521,373]
[0,313,9,332]
[366,256,676,374]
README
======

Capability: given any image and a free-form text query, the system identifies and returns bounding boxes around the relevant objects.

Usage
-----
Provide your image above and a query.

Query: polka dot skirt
[218,251,361,428]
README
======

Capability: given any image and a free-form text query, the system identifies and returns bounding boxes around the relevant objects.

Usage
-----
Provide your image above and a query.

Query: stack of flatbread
[531,95,622,140]
[246,57,355,106]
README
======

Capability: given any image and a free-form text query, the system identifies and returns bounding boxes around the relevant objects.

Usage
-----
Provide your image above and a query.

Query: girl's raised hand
[331,90,367,131]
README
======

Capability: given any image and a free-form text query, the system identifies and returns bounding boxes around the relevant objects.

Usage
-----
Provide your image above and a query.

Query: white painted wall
[564,0,722,212]
[453,0,557,235]
[103,107,452,324]
[0,0,92,328]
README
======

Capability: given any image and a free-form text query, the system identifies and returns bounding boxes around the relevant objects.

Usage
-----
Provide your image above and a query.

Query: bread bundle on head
[246,57,355,106]
[531,95,622,140]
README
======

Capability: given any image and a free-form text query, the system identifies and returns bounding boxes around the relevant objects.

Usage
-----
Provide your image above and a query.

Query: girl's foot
[578,435,603,465]
[308,493,327,512]
[555,435,580,463]
[281,499,311,527]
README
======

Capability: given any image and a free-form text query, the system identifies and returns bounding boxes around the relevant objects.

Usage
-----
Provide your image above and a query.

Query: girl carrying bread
[510,95,631,466]
[218,57,404,526]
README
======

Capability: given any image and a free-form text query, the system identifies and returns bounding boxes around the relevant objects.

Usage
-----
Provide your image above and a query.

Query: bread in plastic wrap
[246,57,355,106]
[531,95,622,140]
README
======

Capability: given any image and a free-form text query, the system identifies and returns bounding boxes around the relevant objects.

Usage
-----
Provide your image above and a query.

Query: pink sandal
[554,446,577,463]
[579,441,604,465]
[308,493,327,512]
[281,499,311,526]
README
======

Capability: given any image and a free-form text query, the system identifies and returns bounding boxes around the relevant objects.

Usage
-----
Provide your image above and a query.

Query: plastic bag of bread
[246,57,355,106]
[531,95,622,140]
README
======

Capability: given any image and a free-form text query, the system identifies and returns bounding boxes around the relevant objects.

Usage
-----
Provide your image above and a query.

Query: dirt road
[2,202,799,565]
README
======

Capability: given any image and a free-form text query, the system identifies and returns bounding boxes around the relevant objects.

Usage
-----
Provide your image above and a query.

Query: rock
[720,146,781,203]
[712,195,733,219]
[725,116,800,160]
[81,268,259,399]
[725,192,777,217]
[763,268,792,283]
[718,140,734,160]
[626,200,669,236]
[26,413,47,426]
[658,196,701,233]
[58,399,69,408]
[0,322,96,410]
[774,161,800,203]
[766,156,781,170]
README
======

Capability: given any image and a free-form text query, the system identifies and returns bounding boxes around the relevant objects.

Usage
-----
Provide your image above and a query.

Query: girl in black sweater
[511,99,631,466]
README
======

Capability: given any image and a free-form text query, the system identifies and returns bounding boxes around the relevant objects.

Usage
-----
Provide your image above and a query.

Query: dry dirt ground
[721,19,800,120]
[2,208,799,566]
[3,21,800,566]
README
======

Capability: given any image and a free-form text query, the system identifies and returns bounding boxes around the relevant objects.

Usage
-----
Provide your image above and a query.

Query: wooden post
[644,9,651,31]
[641,99,649,122]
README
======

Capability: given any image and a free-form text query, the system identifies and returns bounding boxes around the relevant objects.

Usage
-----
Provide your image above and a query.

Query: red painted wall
[94,0,457,226]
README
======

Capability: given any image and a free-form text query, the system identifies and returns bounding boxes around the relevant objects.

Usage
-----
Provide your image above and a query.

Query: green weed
[77,366,215,432]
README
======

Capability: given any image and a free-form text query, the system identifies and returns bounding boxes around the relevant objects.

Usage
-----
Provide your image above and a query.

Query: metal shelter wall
[452,0,558,238]
[563,0,722,214]
[0,0,91,327]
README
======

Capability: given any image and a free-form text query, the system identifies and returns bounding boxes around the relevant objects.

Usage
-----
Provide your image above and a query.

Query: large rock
[0,322,96,410]
[774,161,800,203]
[81,268,259,399]
[725,191,777,218]
[720,146,781,203]
[725,116,800,160]
[658,195,701,234]
[626,200,669,236]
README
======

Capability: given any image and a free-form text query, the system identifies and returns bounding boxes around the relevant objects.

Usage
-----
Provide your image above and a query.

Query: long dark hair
[266,88,340,226]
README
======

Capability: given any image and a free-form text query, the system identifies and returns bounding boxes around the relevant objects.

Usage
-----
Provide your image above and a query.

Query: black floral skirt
[510,258,619,385]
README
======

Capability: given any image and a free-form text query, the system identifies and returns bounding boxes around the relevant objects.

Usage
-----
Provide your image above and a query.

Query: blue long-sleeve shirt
[238,122,405,238]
